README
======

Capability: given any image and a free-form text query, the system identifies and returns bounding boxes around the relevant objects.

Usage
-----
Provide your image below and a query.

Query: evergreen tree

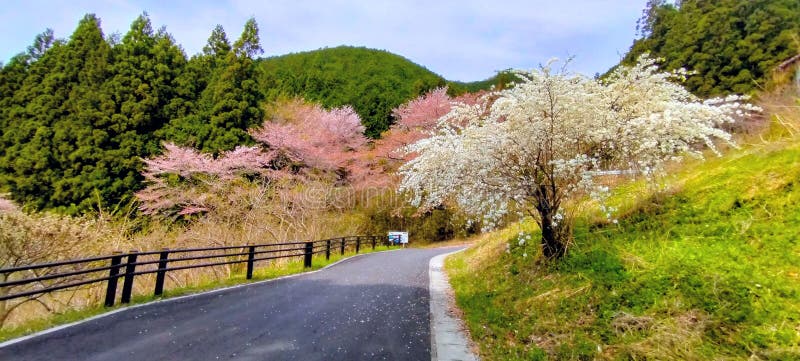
[48,14,115,212]
[0,15,112,212]
[623,0,800,96]
[162,19,264,153]
[98,13,189,207]
[0,14,193,212]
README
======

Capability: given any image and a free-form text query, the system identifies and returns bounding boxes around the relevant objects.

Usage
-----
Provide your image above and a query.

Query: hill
[0,15,493,212]
[449,70,521,93]
[619,0,800,97]
[258,46,450,138]
[446,115,800,359]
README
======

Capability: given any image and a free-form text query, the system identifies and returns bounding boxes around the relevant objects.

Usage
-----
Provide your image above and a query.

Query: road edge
[0,248,401,349]
[429,248,479,361]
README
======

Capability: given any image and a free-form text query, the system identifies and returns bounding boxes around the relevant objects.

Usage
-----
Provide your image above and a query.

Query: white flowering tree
[399,56,757,259]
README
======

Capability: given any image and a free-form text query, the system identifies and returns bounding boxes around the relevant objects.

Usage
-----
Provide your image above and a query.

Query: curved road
[1,247,461,361]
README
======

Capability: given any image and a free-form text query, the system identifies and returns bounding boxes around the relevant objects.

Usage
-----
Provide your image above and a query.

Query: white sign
[388,231,408,245]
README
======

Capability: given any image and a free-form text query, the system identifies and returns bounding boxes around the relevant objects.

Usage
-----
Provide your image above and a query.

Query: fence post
[325,239,331,260]
[304,241,313,268]
[371,236,376,250]
[153,249,169,297]
[120,251,138,304]
[356,236,361,254]
[104,252,124,307]
[340,237,346,255]
[246,245,256,280]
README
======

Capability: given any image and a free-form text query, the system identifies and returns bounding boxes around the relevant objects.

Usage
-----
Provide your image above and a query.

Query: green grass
[446,139,800,360]
[0,245,395,342]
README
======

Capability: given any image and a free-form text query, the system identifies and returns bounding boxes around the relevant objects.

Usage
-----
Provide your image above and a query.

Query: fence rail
[0,235,387,307]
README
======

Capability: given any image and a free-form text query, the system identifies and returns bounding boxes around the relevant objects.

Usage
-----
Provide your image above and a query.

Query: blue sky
[0,0,646,81]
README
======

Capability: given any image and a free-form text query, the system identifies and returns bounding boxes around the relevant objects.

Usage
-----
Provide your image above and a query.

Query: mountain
[449,70,521,93]
[258,46,449,138]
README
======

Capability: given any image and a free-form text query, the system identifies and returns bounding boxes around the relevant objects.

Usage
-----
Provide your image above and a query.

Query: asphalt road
[1,247,461,361]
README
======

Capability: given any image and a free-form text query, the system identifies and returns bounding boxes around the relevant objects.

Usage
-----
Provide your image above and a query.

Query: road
[1,247,461,361]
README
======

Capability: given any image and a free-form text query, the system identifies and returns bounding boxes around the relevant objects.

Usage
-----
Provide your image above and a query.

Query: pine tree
[162,19,264,153]
[0,25,75,210]
[47,14,114,212]
[96,13,189,208]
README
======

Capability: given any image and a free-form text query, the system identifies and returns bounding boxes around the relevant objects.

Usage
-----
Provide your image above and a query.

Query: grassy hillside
[258,46,449,138]
[446,124,800,359]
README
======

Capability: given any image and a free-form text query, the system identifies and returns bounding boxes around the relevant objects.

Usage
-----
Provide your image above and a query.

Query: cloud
[0,0,646,81]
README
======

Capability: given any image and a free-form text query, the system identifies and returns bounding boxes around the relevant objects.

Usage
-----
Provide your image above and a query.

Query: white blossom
[398,55,758,257]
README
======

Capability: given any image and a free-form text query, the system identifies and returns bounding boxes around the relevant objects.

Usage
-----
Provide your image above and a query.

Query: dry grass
[0,179,369,329]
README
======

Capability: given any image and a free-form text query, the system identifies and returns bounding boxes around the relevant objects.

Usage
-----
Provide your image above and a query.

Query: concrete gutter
[429,248,479,361]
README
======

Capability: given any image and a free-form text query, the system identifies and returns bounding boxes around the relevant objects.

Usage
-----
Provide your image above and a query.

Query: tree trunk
[536,188,567,259]
[540,210,566,259]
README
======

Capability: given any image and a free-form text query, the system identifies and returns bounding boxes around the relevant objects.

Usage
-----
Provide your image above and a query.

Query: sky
[0,0,647,82]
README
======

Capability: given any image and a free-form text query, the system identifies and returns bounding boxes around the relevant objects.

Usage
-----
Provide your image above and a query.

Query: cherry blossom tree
[399,56,759,259]
[250,100,366,173]
[141,143,274,181]
[136,143,275,216]
[137,100,369,216]
[361,87,489,187]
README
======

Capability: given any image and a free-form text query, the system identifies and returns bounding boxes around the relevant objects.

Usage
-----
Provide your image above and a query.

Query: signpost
[388,231,409,248]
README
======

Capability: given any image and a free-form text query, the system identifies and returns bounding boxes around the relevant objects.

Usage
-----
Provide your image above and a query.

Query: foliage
[158,18,264,153]
[258,46,448,138]
[623,0,800,96]
[0,14,264,212]
[400,56,756,258]
[450,70,521,93]
[0,15,114,212]
[447,132,800,359]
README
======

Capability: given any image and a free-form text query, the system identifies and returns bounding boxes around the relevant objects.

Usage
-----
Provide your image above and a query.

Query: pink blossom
[141,143,274,181]
[0,195,17,212]
[137,143,276,215]
[250,102,366,172]
[392,87,452,130]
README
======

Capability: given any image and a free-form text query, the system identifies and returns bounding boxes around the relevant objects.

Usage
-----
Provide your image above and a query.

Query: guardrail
[0,235,387,307]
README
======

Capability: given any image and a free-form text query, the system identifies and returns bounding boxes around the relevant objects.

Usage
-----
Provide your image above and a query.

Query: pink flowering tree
[250,101,366,173]
[136,143,276,216]
[135,92,492,220]
[363,88,488,184]
[137,100,371,217]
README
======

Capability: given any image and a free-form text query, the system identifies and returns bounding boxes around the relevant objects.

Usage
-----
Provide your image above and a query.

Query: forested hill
[620,0,800,97]
[0,14,268,212]
[0,14,499,213]
[258,46,515,137]
[259,46,446,138]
